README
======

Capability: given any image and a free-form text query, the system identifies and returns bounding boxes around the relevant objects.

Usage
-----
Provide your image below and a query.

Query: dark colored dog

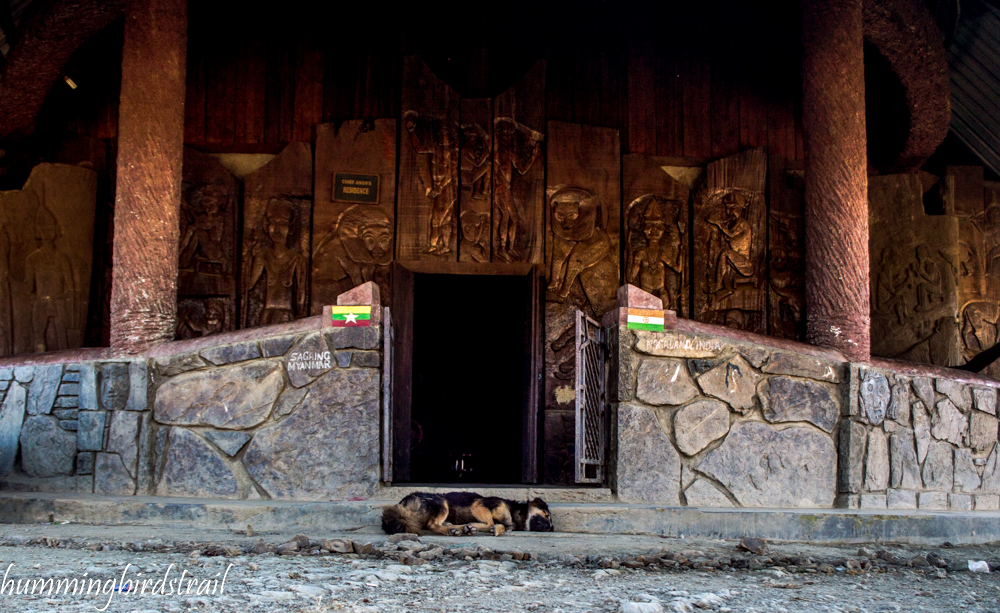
[382,491,554,536]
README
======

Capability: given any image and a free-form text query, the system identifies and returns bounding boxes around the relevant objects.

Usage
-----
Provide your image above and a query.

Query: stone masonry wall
[0,323,382,502]
[838,364,1000,512]
[612,324,844,508]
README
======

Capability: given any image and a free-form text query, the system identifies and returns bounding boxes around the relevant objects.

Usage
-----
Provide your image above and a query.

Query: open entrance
[389,262,543,485]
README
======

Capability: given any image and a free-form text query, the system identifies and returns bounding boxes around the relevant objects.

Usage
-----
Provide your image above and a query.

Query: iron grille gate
[574,310,607,484]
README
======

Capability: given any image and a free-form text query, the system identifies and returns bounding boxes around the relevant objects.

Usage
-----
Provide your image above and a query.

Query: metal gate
[574,310,607,484]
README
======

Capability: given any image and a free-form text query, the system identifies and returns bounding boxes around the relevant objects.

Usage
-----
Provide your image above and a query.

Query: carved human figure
[493,118,544,262]
[546,187,617,312]
[962,302,998,354]
[626,197,682,304]
[707,191,753,298]
[459,210,489,263]
[99,362,129,411]
[179,184,227,274]
[913,244,944,312]
[176,300,224,339]
[24,206,75,353]
[246,199,308,326]
[404,110,458,255]
[875,246,911,325]
[460,122,491,201]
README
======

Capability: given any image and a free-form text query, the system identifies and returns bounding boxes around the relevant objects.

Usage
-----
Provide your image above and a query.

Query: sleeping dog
[382,491,554,536]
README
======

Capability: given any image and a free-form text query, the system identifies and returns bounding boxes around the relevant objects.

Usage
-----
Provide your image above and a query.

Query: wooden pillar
[801,0,870,360]
[110,0,187,353]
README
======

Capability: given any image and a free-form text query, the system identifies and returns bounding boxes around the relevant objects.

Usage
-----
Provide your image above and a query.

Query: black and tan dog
[381,491,554,536]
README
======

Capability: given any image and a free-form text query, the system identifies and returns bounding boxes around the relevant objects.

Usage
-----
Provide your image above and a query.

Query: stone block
[739,347,770,369]
[154,360,284,429]
[759,376,839,433]
[931,399,967,446]
[889,430,921,489]
[969,412,998,453]
[865,429,889,492]
[53,409,78,420]
[53,396,78,408]
[76,411,106,451]
[13,367,33,382]
[636,358,699,406]
[616,283,662,310]
[0,367,11,381]
[26,365,62,416]
[673,399,729,456]
[61,371,80,383]
[860,494,887,509]
[836,494,860,509]
[260,334,297,358]
[936,378,971,411]
[244,369,381,501]
[684,479,733,507]
[199,341,262,366]
[697,421,836,508]
[56,383,79,397]
[125,360,149,412]
[954,448,981,493]
[336,281,382,327]
[285,332,333,388]
[204,430,251,457]
[156,428,239,498]
[0,382,27,475]
[912,401,931,463]
[19,416,76,478]
[949,494,973,510]
[981,443,1000,493]
[0,381,8,391]
[77,364,97,410]
[107,411,140,478]
[887,489,917,509]
[94,453,135,496]
[921,441,954,491]
[974,494,999,510]
[351,350,381,368]
[155,352,208,377]
[633,331,724,359]
[761,352,841,383]
[325,326,379,350]
[974,388,997,415]
[273,386,308,418]
[696,355,760,413]
[911,377,935,412]
[613,403,681,504]
[334,351,352,368]
[918,491,949,510]
[858,369,890,425]
[76,452,94,475]
[888,377,910,424]
[839,420,866,494]
[98,364,129,411]
[134,414,154,495]
[59,421,77,431]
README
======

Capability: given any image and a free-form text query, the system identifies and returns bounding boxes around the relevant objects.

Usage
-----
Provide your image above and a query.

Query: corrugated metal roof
[949,0,1000,176]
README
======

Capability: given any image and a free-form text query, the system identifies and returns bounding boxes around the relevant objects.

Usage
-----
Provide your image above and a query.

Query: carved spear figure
[493,118,543,261]
[245,199,307,326]
[404,110,458,255]
[24,205,74,352]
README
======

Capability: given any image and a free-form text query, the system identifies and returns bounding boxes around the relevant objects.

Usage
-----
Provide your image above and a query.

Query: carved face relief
[362,225,392,261]
[550,188,599,243]
[859,369,890,425]
[99,362,130,411]
[338,205,393,265]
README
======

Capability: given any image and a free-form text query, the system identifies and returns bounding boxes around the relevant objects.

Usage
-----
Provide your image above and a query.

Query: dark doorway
[407,273,528,484]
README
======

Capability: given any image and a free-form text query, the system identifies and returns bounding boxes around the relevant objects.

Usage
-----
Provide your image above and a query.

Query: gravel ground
[0,524,996,612]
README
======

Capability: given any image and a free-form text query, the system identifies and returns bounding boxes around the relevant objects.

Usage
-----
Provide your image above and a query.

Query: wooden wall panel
[459,98,493,263]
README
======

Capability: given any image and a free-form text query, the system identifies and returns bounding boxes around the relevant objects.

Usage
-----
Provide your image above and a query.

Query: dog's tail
[381,504,418,534]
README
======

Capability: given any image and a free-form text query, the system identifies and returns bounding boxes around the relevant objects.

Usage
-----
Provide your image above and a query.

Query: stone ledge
[1,491,998,545]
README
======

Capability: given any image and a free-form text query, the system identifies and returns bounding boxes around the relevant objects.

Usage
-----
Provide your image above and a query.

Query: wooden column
[801,0,870,360]
[110,0,187,353]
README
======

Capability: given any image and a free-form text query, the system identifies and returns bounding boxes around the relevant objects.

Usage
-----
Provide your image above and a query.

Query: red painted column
[110,0,187,353]
[801,0,871,360]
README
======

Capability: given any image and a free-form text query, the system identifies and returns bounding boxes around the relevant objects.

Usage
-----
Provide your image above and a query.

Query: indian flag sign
[329,305,372,327]
[626,308,665,332]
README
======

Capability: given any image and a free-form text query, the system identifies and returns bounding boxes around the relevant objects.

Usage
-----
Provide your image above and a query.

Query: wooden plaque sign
[333,173,380,204]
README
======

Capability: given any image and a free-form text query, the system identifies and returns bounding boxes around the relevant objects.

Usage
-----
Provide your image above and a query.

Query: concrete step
[0,491,997,545]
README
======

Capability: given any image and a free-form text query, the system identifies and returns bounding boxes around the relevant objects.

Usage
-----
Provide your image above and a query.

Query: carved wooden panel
[493,61,546,264]
[179,148,239,336]
[398,56,459,261]
[0,163,97,355]
[767,154,805,340]
[869,174,960,366]
[241,142,313,328]
[311,119,396,314]
[692,148,767,333]
[958,176,999,377]
[544,121,620,485]
[622,154,690,316]
[458,98,492,263]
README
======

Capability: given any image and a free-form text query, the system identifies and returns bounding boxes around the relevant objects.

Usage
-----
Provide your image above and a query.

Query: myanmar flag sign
[626,308,665,332]
[329,305,372,327]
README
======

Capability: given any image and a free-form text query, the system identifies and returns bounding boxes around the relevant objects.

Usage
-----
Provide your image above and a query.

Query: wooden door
[522,265,544,483]
[390,262,414,482]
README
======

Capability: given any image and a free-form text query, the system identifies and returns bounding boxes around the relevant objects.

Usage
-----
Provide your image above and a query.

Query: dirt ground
[0,523,996,612]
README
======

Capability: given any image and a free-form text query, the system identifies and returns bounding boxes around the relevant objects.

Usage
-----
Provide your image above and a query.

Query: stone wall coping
[143,315,326,359]
[0,347,112,367]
